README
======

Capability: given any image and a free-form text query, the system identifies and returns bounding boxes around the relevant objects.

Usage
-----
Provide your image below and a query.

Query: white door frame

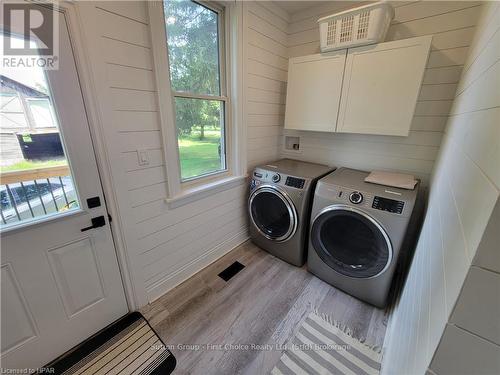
[53,1,139,311]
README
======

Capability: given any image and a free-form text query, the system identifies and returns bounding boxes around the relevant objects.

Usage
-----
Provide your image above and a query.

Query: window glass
[164,0,220,95]
[163,0,227,181]
[0,34,79,230]
[174,97,225,180]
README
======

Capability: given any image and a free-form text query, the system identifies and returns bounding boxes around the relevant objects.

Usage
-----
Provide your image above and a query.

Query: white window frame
[148,0,246,208]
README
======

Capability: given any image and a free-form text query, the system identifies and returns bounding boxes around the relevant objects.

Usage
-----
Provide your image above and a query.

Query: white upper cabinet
[284,36,432,136]
[284,50,346,132]
[337,36,432,136]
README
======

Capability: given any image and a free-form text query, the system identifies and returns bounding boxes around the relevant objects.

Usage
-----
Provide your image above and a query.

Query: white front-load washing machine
[249,159,335,266]
[307,168,419,308]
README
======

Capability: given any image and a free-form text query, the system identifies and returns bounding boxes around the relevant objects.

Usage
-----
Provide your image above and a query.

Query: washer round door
[311,205,392,278]
[249,185,298,242]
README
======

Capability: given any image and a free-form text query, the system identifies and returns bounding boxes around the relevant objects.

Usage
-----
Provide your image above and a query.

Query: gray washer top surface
[320,167,419,202]
[256,159,334,179]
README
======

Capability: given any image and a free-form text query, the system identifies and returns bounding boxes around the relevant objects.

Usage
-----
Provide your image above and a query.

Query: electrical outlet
[137,149,150,166]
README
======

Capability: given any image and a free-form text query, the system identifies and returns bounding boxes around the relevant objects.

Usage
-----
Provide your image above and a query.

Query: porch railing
[0,165,70,185]
[0,165,78,226]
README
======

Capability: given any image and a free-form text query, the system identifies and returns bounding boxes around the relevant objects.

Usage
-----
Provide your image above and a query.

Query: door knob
[81,216,106,232]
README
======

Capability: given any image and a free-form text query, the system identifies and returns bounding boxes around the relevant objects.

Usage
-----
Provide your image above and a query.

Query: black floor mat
[45,312,176,374]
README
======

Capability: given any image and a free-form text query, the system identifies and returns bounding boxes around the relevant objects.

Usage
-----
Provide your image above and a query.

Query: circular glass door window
[311,207,391,278]
[250,188,296,241]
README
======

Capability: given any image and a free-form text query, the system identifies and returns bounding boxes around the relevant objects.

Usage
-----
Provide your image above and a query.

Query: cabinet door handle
[81,216,106,232]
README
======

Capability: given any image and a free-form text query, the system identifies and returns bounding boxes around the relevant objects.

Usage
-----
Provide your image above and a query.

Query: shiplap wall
[282,1,483,183]
[77,1,250,306]
[244,2,289,170]
[382,3,500,374]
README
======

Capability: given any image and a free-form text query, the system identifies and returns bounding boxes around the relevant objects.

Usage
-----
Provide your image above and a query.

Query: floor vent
[218,261,245,281]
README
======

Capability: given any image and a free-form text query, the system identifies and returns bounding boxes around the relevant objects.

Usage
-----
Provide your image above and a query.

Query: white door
[1,5,128,369]
[284,50,346,132]
[337,36,432,136]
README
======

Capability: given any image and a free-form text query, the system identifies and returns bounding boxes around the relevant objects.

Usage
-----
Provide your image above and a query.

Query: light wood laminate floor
[141,240,389,375]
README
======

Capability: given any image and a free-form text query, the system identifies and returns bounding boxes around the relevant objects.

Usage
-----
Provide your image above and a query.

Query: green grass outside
[1,130,222,180]
[178,129,223,179]
[0,159,68,173]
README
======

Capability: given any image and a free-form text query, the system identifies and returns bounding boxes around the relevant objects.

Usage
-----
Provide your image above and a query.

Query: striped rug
[48,312,176,375]
[272,312,382,375]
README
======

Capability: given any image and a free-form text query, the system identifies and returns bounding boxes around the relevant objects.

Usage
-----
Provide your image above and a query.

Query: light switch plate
[137,149,150,166]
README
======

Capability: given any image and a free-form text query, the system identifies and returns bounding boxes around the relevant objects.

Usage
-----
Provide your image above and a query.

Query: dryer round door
[249,185,298,242]
[311,205,392,278]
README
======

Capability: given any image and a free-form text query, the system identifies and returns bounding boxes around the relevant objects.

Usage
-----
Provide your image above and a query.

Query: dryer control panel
[251,169,306,190]
[372,196,405,214]
[285,176,305,189]
[325,185,407,215]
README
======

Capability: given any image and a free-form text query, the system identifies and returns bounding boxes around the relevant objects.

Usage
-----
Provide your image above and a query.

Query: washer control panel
[251,169,307,190]
[372,196,405,214]
[349,191,363,204]
[285,176,305,189]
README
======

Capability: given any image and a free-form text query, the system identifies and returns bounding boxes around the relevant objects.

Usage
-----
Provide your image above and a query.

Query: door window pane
[175,97,225,180]
[0,34,80,230]
[164,0,221,95]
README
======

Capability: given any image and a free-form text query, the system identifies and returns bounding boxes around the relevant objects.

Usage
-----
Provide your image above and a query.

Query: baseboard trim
[146,227,249,302]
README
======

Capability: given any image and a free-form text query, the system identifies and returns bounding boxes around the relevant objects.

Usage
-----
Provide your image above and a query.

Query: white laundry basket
[318,2,394,52]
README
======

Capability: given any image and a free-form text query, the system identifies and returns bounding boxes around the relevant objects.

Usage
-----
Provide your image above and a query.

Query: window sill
[165,174,248,209]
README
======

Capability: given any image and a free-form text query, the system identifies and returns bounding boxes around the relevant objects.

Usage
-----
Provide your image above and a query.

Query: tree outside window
[164,0,227,181]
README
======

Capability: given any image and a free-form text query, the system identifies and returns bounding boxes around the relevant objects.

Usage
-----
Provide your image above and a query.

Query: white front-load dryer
[307,168,419,308]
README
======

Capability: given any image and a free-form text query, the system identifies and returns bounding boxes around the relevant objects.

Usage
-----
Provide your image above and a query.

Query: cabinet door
[337,36,432,136]
[285,50,346,132]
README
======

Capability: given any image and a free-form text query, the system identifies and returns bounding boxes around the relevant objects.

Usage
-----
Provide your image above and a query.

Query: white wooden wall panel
[245,2,289,168]
[144,211,247,285]
[248,29,288,59]
[95,2,148,23]
[78,1,250,306]
[98,10,150,48]
[112,111,160,133]
[101,38,153,70]
[139,200,245,260]
[248,12,288,46]
[106,65,155,91]
[382,3,500,374]
[283,1,482,181]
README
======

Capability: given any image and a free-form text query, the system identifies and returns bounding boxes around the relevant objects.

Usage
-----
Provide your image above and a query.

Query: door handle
[81,216,106,232]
